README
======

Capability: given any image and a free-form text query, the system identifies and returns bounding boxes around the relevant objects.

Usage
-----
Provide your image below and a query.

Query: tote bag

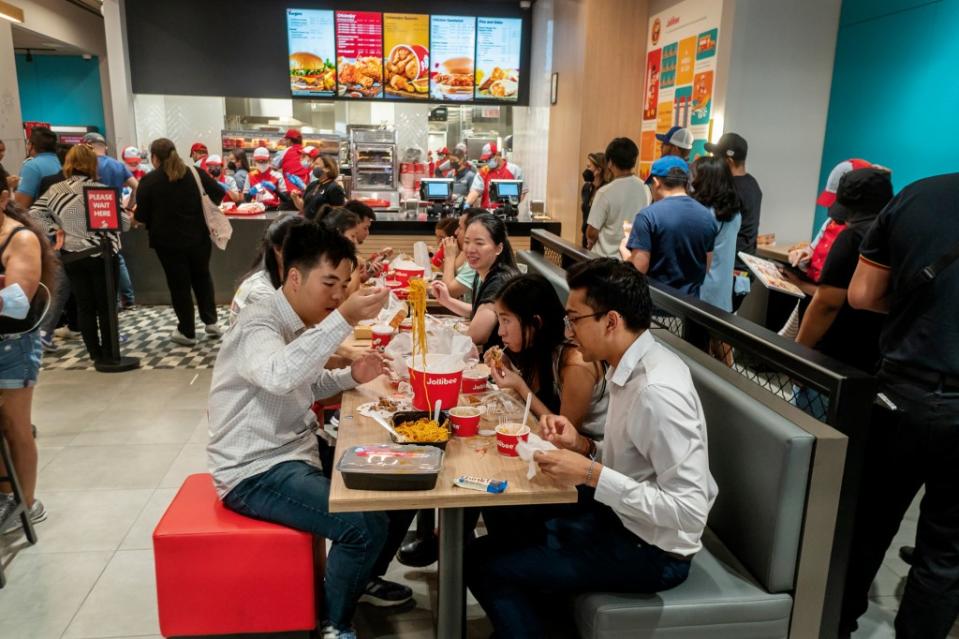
[188,166,232,250]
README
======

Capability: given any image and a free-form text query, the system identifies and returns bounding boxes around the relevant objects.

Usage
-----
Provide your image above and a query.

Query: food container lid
[337,444,443,474]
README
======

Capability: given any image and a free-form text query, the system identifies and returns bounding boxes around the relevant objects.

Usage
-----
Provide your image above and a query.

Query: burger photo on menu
[433,57,474,98]
[289,52,336,94]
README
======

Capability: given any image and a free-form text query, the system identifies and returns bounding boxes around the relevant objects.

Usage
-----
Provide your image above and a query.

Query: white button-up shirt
[594,330,717,556]
[207,288,357,497]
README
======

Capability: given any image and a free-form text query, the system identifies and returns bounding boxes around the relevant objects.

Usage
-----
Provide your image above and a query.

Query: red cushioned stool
[153,473,317,637]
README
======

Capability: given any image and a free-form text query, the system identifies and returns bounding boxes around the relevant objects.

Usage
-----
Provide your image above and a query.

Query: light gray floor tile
[14,489,153,554]
[40,444,182,491]
[188,414,210,444]
[70,408,203,446]
[868,563,906,598]
[62,549,160,639]
[158,444,209,489]
[120,489,177,551]
[37,446,65,473]
[0,551,111,639]
[33,404,109,436]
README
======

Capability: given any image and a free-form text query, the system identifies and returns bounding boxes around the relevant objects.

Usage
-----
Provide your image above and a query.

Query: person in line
[837,172,959,639]
[230,214,303,326]
[449,148,477,200]
[431,213,517,352]
[121,146,147,181]
[208,223,414,638]
[488,274,609,438]
[465,143,527,210]
[32,143,72,353]
[656,126,694,161]
[581,152,610,248]
[628,156,716,296]
[438,208,486,302]
[585,137,649,258]
[245,147,287,210]
[0,139,18,193]
[189,142,208,166]
[0,185,56,534]
[466,259,716,636]
[272,128,310,187]
[705,133,762,309]
[15,127,61,209]
[136,138,225,346]
[227,149,250,193]
[692,156,741,312]
[300,155,345,218]
[28,144,130,365]
[203,155,242,203]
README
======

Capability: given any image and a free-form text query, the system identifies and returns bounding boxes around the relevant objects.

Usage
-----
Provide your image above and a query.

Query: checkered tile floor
[41,305,228,371]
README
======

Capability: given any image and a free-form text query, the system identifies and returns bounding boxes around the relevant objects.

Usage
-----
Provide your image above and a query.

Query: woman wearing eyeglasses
[484,274,609,439]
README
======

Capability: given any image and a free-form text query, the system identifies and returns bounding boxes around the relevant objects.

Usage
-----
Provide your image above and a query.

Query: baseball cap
[828,168,893,223]
[438,146,450,156]
[252,147,271,161]
[645,155,689,184]
[817,158,873,207]
[285,128,302,142]
[205,154,223,166]
[655,126,694,150]
[302,145,319,159]
[121,146,140,164]
[82,132,106,146]
[190,142,208,155]
[704,133,748,161]
[480,143,499,161]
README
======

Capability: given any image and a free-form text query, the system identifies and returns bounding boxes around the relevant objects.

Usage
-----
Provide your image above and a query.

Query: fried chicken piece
[404,58,418,80]
[390,75,411,91]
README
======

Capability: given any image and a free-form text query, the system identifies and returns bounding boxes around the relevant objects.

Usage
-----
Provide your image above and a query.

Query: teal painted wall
[816,0,959,234]
[14,54,106,136]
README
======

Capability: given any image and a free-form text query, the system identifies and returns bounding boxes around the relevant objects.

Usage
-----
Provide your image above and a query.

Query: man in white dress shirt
[466,258,717,636]
[207,222,413,639]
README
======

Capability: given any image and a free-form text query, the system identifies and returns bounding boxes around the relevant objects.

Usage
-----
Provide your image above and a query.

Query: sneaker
[358,577,413,607]
[54,326,82,339]
[40,334,58,353]
[119,303,137,313]
[170,330,197,347]
[319,623,357,639]
[204,323,223,338]
[1,499,46,534]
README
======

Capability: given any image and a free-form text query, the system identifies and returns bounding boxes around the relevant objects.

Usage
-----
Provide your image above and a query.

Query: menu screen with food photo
[287,8,337,98]
[335,11,384,99]
[475,17,521,101]
[383,13,430,100]
[430,15,476,102]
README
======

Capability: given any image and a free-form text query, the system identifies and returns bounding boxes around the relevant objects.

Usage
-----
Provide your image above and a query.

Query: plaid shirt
[28,176,130,254]
[207,288,357,497]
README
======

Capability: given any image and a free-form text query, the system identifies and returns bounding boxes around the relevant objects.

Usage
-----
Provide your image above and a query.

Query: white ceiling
[11,24,91,57]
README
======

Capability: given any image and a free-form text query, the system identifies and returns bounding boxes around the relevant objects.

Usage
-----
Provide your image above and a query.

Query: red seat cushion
[153,473,316,636]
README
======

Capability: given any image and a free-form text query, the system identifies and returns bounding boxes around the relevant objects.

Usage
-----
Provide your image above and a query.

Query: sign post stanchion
[83,186,139,373]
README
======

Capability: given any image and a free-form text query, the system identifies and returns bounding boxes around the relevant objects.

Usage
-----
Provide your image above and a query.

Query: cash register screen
[495,182,520,198]
[425,182,450,199]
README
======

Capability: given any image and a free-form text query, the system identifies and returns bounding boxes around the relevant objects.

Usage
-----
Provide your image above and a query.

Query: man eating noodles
[466,258,717,636]
[207,222,413,638]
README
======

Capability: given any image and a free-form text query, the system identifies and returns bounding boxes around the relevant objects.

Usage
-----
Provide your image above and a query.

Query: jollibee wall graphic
[639,0,722,179]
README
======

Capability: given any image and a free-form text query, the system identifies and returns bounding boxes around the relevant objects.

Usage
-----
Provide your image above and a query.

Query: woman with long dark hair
[489,274,609,437]
[136,138,225,346]
[228,149,250,193]
[432,213,517,351]
[301,155,346,219]
[581,152,610,247]
[229,214,304,325]
[692,155,740,312]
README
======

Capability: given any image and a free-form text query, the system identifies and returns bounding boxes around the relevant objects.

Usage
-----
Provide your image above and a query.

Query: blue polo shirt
[97,155,133,189]
[626,195,717,296]
[16,152,62,199]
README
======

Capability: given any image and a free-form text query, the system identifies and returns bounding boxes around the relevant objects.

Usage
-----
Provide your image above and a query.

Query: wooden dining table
[328,373,577,638]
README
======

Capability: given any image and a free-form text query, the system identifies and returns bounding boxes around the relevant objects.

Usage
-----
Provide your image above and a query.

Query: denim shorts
[0,331,42,389]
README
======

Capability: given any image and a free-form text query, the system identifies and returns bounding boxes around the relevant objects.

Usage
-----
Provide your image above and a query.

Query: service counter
[122,213,561,305]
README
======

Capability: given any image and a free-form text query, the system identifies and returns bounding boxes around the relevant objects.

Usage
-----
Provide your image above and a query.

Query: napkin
[516,433,558,480]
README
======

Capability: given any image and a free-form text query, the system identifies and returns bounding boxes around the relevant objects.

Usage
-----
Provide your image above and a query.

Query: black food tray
[390,410,452,450]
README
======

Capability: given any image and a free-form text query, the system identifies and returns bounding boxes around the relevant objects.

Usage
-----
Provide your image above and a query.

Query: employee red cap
[480,143,499,161]
[438,147,450,156]
[817,158,873,207]
[285,128,302,142]
[190,142,208,154]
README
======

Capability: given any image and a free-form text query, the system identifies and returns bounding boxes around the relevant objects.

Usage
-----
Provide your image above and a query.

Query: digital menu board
[287,9,337,98]
[335,11,384,98]
[429,15,476,102]
[383,13,430,100]
[475,17,521,101]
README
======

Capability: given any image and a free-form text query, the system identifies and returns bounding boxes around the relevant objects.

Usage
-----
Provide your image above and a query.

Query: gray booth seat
[517,250,571,304]
[574,347,815,639]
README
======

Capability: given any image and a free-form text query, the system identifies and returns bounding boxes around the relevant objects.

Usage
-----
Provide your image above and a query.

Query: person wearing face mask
[465,143,527,210]
[227,149,250,193]
[581,152,610,248]
[449,149,476,199]
[122,146,147,181]
[245,147,288,210]
[203,155,242,203]
[301,155,346,219]
[433,147,452,178]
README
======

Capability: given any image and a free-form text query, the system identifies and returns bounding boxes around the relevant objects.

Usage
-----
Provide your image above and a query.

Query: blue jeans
[40,257,71,339]
[467,487,691,637]
[223,460,413,630]
[116,252,134,306]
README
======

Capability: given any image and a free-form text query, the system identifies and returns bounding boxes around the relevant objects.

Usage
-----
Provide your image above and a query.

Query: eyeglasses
[563,311,606,333]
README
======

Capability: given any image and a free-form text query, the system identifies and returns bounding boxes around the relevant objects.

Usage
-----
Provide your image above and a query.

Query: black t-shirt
[815,224,884,373]
[860,173,959,376]
[733,173,763,269]
[136,167,225,249]
[471,263,517,353]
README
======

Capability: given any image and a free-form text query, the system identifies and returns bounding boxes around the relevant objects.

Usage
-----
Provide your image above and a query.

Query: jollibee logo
[426,377,458,386]
[498,441,516,450]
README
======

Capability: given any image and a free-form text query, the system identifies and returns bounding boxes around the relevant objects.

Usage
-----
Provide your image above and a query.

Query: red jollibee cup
[431,243,446,268]
[495,423,530,457]
[399,318,413,333]
[371,324,394,350]
[449,406,482,437]
[461,365,490,394]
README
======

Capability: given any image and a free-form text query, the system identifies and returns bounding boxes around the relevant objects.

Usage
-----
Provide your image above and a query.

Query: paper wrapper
[385,322,474,380]
[516,433,558,479]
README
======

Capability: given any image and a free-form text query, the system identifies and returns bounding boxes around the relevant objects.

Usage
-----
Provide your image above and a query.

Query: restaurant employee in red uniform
[466,143,527,210]
[246,147,287,209]
[272,128,310,190]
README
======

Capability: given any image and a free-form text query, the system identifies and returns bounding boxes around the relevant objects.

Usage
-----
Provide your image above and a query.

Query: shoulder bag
[188,165,232,250]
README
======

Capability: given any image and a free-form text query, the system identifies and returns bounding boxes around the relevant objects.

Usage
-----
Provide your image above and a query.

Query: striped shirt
[28,176,130,254]
[207,288,358,497]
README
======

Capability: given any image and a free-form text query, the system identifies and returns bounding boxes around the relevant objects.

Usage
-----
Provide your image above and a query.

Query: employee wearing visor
[465,143,527,210]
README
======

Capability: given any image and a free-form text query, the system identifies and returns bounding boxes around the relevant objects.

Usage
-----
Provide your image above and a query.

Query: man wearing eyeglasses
[466,258,717,637]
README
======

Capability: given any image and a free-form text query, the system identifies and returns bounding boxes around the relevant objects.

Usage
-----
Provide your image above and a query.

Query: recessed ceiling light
[0,1,25,24]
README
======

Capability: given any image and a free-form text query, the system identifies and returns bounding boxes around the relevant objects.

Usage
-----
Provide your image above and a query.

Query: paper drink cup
[399,318,413,333]
[495,423,530,457]
[449,406,481,437]
[371,324,394,350]
[461,365,489,394]
[407,354,464,411]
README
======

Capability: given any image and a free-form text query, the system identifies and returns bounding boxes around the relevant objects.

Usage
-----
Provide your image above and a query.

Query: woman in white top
[485,274,608,438]
[230,214,304,325]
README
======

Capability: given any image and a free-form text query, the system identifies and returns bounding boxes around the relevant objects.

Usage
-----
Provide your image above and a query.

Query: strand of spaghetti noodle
[407,278,430,402]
